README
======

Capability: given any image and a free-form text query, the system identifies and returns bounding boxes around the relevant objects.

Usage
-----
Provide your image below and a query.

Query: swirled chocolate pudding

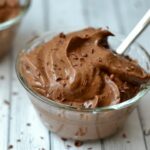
[20,28,150,109]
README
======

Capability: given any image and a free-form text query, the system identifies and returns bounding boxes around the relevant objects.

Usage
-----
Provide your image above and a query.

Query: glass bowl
[16,30,150,141]
[0,0,30,58]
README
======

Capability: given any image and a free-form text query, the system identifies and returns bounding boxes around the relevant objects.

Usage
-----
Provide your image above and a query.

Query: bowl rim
[0,0,31,31]
[16,31,150,113]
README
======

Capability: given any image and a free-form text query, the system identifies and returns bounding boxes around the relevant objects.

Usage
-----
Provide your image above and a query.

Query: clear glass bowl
[16,31,150,141]
[0,0,30,58]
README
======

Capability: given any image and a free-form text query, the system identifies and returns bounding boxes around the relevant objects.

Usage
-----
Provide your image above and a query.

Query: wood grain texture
[115,0,150,149]
[8,0,50,150]
[48,0,86,30]
[0,55,11,150]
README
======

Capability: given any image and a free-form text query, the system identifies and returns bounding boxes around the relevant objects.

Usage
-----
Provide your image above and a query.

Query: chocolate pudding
[0,1,22,58]
[18,28,150,140]
[20,28,150,108]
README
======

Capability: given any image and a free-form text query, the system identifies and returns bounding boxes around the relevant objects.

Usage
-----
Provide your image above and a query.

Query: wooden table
[0,0,150,149]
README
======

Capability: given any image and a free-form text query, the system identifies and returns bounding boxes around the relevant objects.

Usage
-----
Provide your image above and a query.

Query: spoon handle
[116,9,150,54]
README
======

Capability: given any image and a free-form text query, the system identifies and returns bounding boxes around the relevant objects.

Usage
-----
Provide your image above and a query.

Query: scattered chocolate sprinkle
[124,55,132,61]
[80,57,85,61]
[8,145,13,149]
[59,32,66,38]
[66,145,72,148]
[122,133,127,138]
[26,123,31,126]
[60,59,64,63]
[74,140,83,147]
[91,49,94,54]
[127,140,131,143]
[61,137,67,141]
[17,139,21,142]
[0,75,4,80]
[4,100,10,106]
[84,34,89,38]
[56,77,62,82]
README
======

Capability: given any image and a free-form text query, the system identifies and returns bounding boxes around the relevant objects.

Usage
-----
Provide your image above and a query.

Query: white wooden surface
[0,0,150,149]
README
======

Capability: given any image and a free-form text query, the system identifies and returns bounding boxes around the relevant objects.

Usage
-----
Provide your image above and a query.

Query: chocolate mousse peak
[19,27,150,108]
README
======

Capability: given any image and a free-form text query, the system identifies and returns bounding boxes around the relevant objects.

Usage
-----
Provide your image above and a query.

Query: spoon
[116,9,150,55]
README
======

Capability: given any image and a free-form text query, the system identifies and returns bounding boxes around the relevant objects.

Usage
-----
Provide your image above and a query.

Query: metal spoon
[116,9,150,55]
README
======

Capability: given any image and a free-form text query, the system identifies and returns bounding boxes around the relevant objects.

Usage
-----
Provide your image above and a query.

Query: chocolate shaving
[59,32,66,38]
[74,140,83,147]
[8,145,13,149]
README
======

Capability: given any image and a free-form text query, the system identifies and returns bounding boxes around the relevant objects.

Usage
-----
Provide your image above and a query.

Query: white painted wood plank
[81,0,122,33]
[48,0,86,30]
[103,110,146,150]
[0,55,11,150]
[115,0,150,149]
[8,0,50,149]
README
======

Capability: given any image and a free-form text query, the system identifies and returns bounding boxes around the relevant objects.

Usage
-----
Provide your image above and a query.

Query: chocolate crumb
[66,145,72,148]
[91,49,94,54]
[4,100,10,106]
[84,34,89,38]
[0,75,4,80]
[12,92,18,95]
[127,140,131,143]
[40,136,44,140]
[80,57,85,61]
[74,140,83,147]
[26,123,31,126]
[56,77,62,82]
[17,139,21,142]
[122,133,127,138]
[61,137,67,141]
[8,145,13,149]
[59,32,66,38]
